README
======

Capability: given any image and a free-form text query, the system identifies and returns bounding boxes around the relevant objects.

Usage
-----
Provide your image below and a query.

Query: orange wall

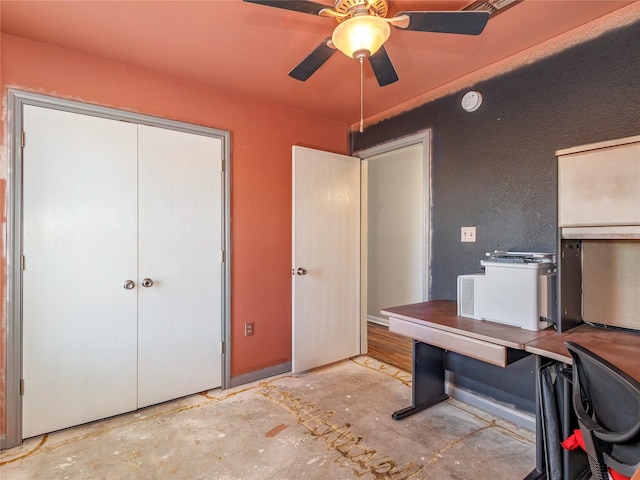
[0,33,349,436]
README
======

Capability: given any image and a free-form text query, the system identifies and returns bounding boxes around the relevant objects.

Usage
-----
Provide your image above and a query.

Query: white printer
[457,251,556,331]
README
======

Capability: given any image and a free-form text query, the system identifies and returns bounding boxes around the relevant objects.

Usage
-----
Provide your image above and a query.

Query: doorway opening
[356,131,431,351]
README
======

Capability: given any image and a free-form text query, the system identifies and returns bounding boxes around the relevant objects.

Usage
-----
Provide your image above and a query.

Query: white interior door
[137,125,223,407]
[292,146,361,373]
[22,105,138,438]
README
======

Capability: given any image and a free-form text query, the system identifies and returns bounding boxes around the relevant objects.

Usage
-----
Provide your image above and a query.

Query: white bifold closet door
[22,105,222,438]
[137,125,222,408]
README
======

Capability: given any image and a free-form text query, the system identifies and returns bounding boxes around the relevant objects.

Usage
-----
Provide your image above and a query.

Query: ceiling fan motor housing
[334,0,388,22]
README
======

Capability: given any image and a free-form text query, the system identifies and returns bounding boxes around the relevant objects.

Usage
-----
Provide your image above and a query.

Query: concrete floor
[1,356,536,479]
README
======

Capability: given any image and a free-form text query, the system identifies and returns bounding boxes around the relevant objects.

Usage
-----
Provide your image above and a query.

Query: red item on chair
[562,429,630,480]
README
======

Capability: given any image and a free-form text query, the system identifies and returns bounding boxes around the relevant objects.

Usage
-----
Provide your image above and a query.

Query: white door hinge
[21,131,26,148]
[21,255,26,271]
[220,341,225,355]
[219,251,225,263]
[20,379,25,396]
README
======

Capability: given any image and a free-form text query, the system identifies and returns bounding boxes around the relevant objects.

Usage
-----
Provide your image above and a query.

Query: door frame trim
[354,131,431,348]
[4,89,232,449]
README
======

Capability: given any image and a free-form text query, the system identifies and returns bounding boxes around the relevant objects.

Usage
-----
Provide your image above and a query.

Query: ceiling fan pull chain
[360,56,364,133]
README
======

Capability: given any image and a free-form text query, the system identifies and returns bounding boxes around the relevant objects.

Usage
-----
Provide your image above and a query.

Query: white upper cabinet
[557,135,640,236]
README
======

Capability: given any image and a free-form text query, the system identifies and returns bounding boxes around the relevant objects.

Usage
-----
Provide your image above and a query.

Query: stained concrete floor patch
[1,356,536,479]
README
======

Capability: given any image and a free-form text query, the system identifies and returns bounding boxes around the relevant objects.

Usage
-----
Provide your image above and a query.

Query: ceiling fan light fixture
[332,15,390,59]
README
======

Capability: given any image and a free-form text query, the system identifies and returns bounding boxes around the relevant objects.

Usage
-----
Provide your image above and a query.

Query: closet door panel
[137,125,223,407]
[22,105,138,438]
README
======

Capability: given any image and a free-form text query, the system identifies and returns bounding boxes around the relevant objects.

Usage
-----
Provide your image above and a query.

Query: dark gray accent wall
[353,20,640,412]
[354,20,640,300]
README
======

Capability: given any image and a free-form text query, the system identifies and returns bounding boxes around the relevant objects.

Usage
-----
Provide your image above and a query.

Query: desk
[381,300,553,419]
[525,324,640,479]
[525,324,640,382]
[382,300,640,480]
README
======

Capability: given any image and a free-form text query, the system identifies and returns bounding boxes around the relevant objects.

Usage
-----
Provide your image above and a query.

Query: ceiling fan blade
[393,11,490,35]
[289,37,336,81]
[243,0,333,16]
[368,46,399,87]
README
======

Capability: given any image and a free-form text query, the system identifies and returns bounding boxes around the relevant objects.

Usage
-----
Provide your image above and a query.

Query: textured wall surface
[1,34,350,439]
[352,20,640,411]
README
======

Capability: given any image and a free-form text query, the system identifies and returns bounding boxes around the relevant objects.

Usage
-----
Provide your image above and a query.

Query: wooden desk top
[381,300,554,350]
[525,324,640,382]
[382,301,640,382]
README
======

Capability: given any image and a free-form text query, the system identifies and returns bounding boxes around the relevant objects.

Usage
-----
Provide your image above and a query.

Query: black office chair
[565,341,640,480]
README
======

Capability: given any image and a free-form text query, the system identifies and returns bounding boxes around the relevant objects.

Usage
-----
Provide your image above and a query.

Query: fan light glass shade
[332,15,390,59]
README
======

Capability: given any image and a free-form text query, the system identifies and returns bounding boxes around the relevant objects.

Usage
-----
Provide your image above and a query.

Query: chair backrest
[566,341,640,443]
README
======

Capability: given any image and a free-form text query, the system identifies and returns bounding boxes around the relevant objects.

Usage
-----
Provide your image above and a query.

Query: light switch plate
[461,226,477,243]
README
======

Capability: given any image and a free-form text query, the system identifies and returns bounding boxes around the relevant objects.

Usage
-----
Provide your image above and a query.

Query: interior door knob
[123,280,135,290]
[296,267,307,276]
[141,278,154,287]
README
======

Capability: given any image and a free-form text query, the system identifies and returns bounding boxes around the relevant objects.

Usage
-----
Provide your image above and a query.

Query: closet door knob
[296,267,307,276]
[123,280,135,290]
[141,278,154,288]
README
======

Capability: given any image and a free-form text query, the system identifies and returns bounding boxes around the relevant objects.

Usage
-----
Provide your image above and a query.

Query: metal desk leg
[392,340,449,420]
[523,355,548,480]
[523,468,546,480]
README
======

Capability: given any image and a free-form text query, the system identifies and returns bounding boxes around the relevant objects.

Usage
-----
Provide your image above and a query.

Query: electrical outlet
[461,226,477,243]
[245,322,254,336]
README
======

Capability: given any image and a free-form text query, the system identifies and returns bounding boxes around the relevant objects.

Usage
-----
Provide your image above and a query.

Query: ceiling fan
[243,0,490,86]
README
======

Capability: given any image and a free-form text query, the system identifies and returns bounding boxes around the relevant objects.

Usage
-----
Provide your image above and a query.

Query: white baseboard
[367,315,389,327]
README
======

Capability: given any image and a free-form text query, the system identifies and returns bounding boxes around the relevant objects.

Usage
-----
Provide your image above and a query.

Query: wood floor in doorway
[366,321,412,373]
